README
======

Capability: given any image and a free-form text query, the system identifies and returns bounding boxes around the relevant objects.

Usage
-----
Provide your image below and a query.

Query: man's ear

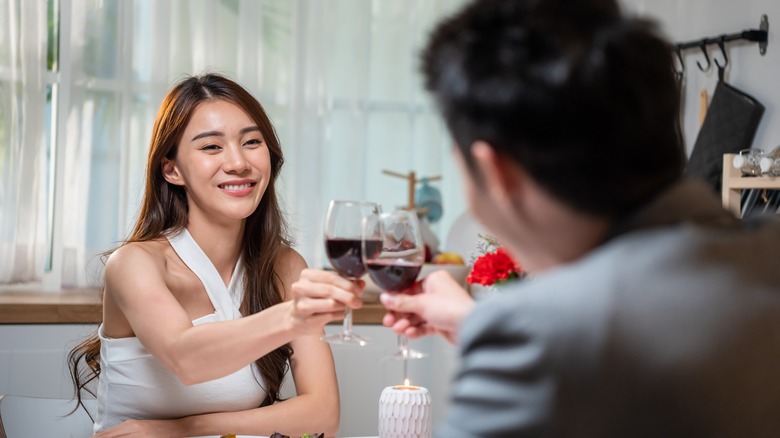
[162,158,185,186]
[470,140,522,206]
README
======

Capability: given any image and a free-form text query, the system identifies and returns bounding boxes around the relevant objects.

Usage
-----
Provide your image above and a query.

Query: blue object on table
[415,177,443,223]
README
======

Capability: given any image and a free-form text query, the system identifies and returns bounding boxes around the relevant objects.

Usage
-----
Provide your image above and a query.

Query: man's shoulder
[460,218,780,357]
[460,264,616,358]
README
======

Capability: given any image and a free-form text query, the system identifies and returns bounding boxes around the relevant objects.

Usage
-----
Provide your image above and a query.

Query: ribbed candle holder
[378,385,432,438]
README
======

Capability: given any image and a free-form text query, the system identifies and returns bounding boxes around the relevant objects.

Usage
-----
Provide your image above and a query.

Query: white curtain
[0,0,467,288]
[279,0,469,270]
[0,0,49,284]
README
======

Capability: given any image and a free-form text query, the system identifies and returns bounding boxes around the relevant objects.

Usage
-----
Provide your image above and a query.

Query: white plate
[363,263,469,295]
[418,263,469,285]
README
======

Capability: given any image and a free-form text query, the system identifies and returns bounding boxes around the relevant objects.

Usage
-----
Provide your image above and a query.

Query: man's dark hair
[421,0,686,218]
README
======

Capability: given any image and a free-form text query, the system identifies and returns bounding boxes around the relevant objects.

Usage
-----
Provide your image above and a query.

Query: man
[380,0,780,436]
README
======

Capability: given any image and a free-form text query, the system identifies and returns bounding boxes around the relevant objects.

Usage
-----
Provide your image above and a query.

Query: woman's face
[163,99,272,226]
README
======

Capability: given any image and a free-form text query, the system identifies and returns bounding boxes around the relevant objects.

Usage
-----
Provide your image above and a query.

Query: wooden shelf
[0,288,386,325]
[721,153,780,216]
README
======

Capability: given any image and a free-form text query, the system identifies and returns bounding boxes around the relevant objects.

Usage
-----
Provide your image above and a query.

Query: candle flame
[404,378,410,386]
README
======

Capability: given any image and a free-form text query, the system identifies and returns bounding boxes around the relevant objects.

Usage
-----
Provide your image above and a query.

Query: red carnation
[467,247,524,286]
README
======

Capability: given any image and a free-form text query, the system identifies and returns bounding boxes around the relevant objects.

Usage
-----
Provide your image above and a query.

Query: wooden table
[0,288,386,324]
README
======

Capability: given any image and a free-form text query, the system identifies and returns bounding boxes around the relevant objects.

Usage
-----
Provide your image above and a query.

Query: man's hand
[381,270,475,344]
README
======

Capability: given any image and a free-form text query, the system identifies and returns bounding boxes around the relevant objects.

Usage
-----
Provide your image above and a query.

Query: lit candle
[378,381,431,438]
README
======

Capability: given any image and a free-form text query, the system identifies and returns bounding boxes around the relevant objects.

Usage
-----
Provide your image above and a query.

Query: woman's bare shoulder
[274,245,308,298]
[277,245,307,270]
[278,244,305,264]
[107,239,168,263]
[105,239,171,279]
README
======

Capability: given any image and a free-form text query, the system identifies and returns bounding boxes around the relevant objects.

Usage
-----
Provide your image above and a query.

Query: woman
[69,73,362,437]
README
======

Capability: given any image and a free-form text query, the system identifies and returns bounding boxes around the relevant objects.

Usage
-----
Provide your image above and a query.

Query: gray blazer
[438,180,780,437]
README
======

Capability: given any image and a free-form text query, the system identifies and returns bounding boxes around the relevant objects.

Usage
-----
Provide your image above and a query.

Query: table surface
[0,288,387,324]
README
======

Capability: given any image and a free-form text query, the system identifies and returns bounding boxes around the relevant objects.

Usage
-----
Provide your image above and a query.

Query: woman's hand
[288,268,365,336]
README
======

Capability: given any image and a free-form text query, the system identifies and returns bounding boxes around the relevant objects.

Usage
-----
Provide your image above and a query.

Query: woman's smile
[218,179,258,196]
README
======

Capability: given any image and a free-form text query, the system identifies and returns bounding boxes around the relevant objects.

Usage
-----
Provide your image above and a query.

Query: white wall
[0,325,97,399]
[623,0,780,155]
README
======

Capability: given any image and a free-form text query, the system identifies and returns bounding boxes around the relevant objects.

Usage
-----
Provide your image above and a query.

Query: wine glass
[362,210,426,361]
[322,200,382,346]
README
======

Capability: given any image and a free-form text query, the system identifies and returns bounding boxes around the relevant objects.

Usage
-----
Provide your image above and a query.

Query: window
[0,0,467,289]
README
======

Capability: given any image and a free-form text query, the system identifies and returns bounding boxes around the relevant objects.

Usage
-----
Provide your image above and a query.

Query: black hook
[696,42,711,71]
[673,45,685,80]
[713,36,729,69]
[713,36,728,82]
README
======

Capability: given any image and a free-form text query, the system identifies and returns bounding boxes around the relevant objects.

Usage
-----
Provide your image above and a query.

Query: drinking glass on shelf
[362,210,427,360]
[322,200,382,346]
[733,148,764,176]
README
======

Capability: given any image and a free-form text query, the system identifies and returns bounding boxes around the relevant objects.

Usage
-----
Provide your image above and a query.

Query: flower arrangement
[467,234,525,287]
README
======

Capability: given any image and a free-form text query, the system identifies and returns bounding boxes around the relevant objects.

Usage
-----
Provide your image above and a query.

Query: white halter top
[94,228,267,432]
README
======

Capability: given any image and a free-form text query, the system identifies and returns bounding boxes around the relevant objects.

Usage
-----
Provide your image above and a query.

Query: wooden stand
[382,170,441,211]
[721,153,780,216]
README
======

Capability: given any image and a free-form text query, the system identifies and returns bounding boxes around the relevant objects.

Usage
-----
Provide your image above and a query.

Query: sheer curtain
[0,0,467,288]
[286,0,468,269]
[0,0,49,284]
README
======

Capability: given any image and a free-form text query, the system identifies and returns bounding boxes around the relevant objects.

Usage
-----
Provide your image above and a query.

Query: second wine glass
[362,210,426,360]
[322,200,382,346]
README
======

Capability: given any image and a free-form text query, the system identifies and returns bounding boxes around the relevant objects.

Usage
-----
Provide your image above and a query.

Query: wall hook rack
[674,14,769,57]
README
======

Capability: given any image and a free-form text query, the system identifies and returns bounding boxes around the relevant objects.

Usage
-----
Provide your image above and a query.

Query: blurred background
[2,0,779,290]
[0,0,469,289]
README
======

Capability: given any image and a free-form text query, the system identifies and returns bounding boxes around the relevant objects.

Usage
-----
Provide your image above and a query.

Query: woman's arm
[104,242,359,386]
[95,248,341,437]
[192,247,340,436]
[94,338,340,438]
[178,325,340,437]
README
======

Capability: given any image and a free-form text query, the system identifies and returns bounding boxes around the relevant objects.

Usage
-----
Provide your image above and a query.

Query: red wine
[365,260,422,292]
[326,238,382,279]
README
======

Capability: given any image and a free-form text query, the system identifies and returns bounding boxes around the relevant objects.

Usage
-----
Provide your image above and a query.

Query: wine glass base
[321,332,372,346]
[384,348,427,360]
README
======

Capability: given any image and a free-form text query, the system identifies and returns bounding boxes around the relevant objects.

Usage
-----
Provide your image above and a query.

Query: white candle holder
[378,385,432,438]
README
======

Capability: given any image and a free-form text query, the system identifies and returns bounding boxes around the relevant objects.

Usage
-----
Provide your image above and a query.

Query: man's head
[422,0,685,220]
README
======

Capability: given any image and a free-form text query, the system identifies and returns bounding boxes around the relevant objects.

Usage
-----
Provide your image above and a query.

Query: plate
[418,263,469,285]
[363,263,469,296]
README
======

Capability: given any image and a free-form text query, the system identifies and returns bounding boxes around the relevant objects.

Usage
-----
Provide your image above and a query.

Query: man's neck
[505,183,612,274]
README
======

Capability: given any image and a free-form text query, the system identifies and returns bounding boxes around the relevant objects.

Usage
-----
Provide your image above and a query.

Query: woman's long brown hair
[68,73,293,413]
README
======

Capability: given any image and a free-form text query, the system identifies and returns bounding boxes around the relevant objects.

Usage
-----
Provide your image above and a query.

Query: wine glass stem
[343,308,354,335]
[403,352,409,383]
[398,334,409,355]
[399,334,409,382]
